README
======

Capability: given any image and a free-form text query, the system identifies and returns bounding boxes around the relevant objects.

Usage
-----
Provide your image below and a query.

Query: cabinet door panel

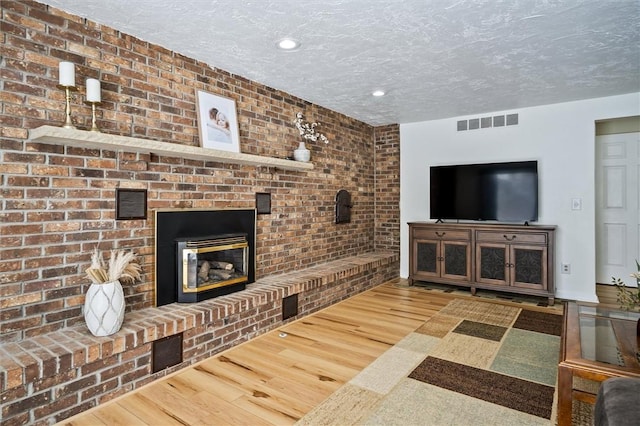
[415,241,438,276]
[443,242,470,281]
[477,243,508,286]
[512,245,547,290]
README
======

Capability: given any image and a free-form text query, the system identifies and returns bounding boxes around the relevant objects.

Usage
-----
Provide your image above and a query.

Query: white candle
[59,62,75,87]
[86,78,101,102]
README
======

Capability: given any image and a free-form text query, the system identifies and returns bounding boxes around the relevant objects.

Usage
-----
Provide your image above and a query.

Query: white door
[596,132,640,286]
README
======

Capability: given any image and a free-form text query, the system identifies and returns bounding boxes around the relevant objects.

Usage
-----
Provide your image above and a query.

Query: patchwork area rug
[297,298,563,426]
[409,299,561,419]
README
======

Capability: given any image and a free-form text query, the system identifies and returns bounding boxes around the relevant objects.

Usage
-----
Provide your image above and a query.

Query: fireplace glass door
[176,234,249,302]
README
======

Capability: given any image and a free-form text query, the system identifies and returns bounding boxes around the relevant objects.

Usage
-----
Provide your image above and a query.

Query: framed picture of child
[196,90,241,152]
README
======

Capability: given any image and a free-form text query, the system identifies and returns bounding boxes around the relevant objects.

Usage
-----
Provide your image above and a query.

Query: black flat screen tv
[430,160,538,223]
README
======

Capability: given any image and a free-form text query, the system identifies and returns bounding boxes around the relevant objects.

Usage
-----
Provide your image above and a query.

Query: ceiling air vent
[457,113,518,131]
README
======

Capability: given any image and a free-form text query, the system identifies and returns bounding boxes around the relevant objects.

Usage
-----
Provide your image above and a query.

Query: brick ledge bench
[0,251,398,425]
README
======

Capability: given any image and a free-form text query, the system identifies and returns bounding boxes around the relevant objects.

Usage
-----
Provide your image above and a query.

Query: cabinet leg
[548,296,555,306]
[470,287,476,296]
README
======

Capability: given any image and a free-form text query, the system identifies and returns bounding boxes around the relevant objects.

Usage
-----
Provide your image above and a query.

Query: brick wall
[374,124,400,252]
[0,0,400,343]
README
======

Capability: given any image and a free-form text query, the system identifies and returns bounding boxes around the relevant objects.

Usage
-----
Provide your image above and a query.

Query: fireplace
[155,209,256,306]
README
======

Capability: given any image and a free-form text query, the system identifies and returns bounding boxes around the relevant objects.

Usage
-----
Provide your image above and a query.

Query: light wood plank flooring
[62,279,542,425]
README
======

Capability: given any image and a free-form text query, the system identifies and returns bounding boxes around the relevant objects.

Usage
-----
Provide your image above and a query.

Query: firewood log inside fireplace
[209,261,233,270]
[198,261,210,280]
[209,269,233,280]
[197,260,236,283]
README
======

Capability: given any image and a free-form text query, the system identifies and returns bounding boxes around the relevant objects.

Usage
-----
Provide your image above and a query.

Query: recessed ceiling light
[372,90,386,97]
[277,38,300,51]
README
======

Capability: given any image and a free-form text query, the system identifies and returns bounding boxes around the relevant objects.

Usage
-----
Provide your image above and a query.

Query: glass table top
[578,305,640,366]
[579,305,640,321]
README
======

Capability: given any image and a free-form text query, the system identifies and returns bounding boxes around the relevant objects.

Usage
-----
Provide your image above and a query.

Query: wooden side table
[558,302,640,425]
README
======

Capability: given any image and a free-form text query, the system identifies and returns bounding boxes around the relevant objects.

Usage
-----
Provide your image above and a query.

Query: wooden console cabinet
[409,222,556,305]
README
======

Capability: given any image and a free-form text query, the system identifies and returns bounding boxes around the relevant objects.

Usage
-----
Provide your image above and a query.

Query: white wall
[400,93,640,302]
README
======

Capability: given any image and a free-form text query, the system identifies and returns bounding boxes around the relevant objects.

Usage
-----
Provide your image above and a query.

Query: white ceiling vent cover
[457,113,519,131]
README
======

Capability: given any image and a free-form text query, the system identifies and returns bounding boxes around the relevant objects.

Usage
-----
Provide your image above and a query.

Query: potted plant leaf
[612,260,640,347]
[612,260,640,312]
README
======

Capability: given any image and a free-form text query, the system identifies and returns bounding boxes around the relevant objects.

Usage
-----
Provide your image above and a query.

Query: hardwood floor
[595,283,621,307]
[61,280,453,425]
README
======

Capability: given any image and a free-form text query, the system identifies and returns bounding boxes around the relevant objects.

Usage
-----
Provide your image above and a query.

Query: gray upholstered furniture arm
[594,377,640,426]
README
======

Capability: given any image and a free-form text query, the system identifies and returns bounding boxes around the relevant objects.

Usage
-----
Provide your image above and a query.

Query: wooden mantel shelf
[28,126,313,171]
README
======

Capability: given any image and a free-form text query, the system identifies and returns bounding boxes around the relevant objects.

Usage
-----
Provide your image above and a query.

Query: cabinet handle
[503,235,517,241]
[436,232,446,237]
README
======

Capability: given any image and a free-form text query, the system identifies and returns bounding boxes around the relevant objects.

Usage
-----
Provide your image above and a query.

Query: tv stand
[408,222,556,305]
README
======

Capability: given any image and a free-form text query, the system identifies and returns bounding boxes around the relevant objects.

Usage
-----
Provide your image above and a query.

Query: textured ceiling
[40,0,640,126]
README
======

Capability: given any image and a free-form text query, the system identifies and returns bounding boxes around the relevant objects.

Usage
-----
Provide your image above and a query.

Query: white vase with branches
[292,112,328,162]
[83,248,142,336]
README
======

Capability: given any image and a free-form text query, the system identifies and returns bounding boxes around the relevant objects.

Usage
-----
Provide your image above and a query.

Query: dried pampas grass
[85,248,142,284]
[108,249,142,283]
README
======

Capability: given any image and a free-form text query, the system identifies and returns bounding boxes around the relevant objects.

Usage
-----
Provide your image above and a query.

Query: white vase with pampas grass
[83,248,142,336]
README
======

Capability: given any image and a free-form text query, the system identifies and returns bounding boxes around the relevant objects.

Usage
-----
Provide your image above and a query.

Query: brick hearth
[0,253,398,424]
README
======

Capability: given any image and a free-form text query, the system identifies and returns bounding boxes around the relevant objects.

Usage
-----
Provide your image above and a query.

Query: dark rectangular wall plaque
[256,192,271,214]
[116,188,147,220]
